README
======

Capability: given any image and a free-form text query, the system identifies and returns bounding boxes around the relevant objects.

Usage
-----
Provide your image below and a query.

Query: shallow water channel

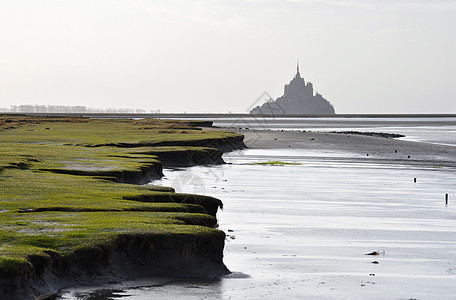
[61,147,456,299]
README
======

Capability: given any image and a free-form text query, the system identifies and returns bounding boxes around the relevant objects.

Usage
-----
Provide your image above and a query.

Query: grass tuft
[250,161,301,166]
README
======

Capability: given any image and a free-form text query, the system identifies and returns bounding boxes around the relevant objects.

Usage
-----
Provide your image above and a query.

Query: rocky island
[250,64,335,115]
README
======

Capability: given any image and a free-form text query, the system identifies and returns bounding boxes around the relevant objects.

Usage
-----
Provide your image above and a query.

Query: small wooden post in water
[414,178,417,183]
[445,193,449,205]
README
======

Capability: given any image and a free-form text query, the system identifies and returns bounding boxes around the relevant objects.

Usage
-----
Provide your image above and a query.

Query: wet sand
[240,129,456,168]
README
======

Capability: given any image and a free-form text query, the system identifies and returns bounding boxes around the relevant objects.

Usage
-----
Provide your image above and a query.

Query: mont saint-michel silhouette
[250,63,335,115]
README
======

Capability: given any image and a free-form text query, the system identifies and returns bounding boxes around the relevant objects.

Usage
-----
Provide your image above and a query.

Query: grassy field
[0,116,241,275]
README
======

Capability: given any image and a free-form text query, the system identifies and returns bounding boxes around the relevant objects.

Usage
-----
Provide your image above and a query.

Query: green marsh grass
[250,161,301,166]
[0,116,241,271]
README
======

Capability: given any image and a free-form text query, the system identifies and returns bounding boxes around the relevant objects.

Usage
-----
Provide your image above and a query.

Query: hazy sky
[1,0,455,113]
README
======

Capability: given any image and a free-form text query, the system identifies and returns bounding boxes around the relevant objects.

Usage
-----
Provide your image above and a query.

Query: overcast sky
[1,0,455,114]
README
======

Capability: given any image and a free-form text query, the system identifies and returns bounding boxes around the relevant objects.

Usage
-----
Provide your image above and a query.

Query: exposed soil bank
[43,135,246,184]
[137,147,225,167]
[1,231,229,300]
[41,162,164,185]
[84,135,246,152]
[123,193,223,218]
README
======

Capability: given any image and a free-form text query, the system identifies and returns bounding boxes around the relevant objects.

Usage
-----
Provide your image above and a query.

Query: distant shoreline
[2,112,456,119]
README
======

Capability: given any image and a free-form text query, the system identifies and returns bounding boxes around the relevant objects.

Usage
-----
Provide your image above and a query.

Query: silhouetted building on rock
[250,64,335,115]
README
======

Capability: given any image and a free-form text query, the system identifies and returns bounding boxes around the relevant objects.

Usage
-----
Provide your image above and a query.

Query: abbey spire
[296,61,301,78]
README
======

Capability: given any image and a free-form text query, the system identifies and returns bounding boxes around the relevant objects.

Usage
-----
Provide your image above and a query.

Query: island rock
[250,64,335,115]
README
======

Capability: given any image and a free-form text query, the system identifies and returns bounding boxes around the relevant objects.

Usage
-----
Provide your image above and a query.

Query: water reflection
[61,146,456,299]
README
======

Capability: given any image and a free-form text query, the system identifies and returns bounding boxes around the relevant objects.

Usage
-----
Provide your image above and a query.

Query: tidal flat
[0,116,244,299]
[103,126,456,300]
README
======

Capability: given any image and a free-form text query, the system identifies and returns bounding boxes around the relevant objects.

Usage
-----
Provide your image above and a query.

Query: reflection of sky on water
[140,148,456,299]
[231,148,363,160]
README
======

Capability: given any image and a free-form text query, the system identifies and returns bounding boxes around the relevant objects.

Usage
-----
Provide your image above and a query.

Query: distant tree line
[6,105,159,114]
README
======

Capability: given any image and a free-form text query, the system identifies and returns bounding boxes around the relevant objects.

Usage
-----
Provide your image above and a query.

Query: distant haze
[1,1,455,114]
